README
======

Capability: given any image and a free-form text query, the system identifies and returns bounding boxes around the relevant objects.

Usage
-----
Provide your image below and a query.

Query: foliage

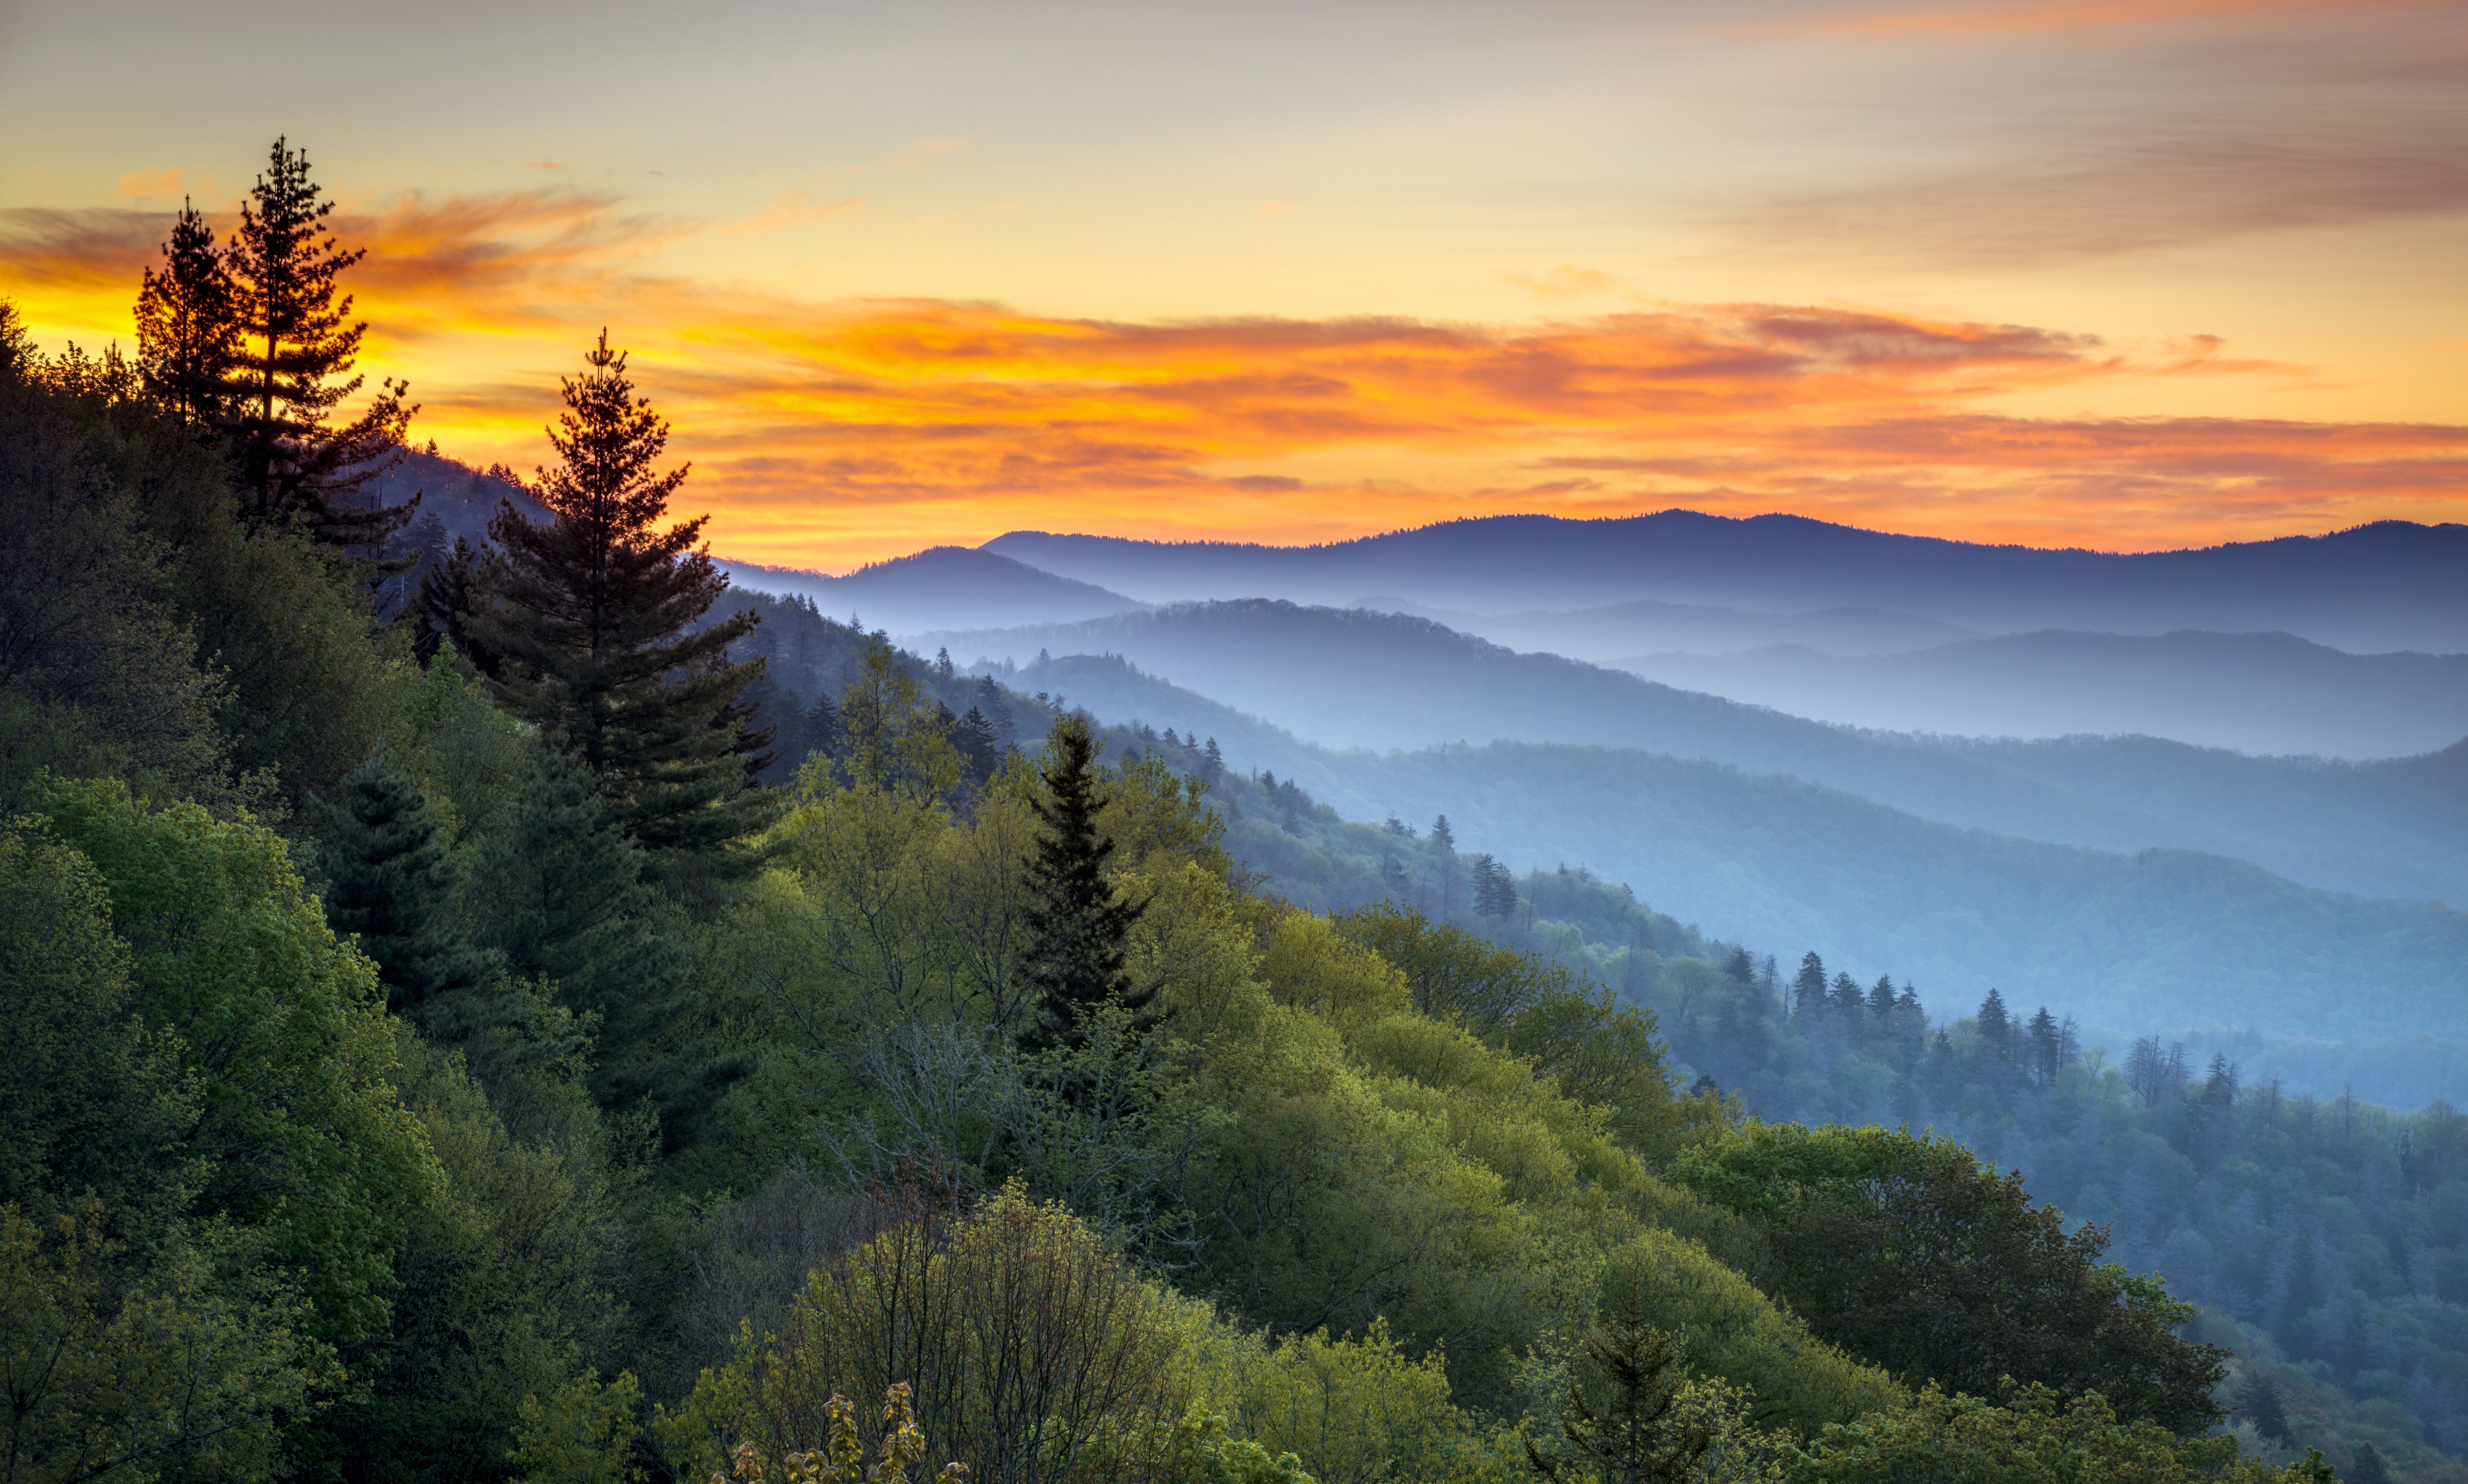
[512,1370,645,1484]
[27,778,441,1344]
[1523,1302,1712,1484]
[1775,1383,2337,1484]
[1671,1122,2229,1433]
[677,1184,1186,1484]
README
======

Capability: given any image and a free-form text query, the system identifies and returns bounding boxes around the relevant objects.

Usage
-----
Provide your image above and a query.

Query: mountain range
[984,513,2468,652]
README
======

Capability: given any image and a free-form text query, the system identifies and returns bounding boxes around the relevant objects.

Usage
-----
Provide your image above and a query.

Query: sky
[2,0,2464,568]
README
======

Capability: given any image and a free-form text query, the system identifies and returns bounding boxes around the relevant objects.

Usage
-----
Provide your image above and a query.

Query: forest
[0,138,2442,1484]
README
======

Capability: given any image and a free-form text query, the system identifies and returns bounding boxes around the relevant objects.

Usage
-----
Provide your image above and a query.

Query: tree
[1018,716,1154,1058]
[474,745,685,1055]
[2346,1441,2391,1484]
[1976,989,2011,1057]
[1777,1384,2329,1484]
[1332,901,1571,1035]
[416,533,497,670]
[133,198,238,430]
[475,332,771,868]
[1794,953,1827,1017]
[314,751,501,1010]
[222,138,417,553]
[2240,1374,2292,1446]
[1527,1286,1714,1484]
[953,706,1003,784]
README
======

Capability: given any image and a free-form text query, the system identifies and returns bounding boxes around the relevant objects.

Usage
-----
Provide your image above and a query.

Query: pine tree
[1019,716,1154,1056]
[414,533,497,670]
[1431,814,1455,851]
[475,332,772,868]
[974,675,1015,750]
[1199,736,1223,783]
[475,744,686,1057]
[315,753,501,1009]
[2348,1441,2391,1484]
[1527,1281,1714,1484]
[1794,952,1827,1017]
[953,705,1003,783]
[1977,988,2013,1056]
[1868,974,1896,1020]
[2027,1006,2064,1084]
[222,137,418,553]
[133,198,238,429]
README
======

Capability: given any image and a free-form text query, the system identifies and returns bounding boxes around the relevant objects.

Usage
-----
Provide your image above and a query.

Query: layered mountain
[715,546,1146,635]
[1620,631,2468,760]
[1024,651,2468,1043]
[985,512,2468,652]
[927,601,2468,905]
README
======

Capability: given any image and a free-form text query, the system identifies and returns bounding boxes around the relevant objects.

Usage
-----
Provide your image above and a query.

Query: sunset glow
[4,0,2463,567]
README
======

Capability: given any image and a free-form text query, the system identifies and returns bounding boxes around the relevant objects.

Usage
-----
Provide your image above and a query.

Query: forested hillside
[0,145,2423,1484]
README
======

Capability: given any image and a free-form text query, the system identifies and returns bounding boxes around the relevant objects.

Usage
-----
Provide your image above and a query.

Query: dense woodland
[0,138,2443,1484]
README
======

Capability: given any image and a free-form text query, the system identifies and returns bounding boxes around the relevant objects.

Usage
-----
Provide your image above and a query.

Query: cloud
[5,182,2463,562]
[113,169,195,201]
[1774,0,2376,41]
[722,190,865,235]
[1501,265,1622,300]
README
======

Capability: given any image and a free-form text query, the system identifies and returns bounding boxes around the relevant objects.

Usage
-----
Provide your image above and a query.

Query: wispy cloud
[4,184,2462,563]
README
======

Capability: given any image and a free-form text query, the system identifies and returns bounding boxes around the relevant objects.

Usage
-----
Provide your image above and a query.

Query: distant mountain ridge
[1620,630,2468,759]
[714,546,1146,635]
[918,599,2468,905]
[1021,651,2468,1042]
[984,512,2468,652]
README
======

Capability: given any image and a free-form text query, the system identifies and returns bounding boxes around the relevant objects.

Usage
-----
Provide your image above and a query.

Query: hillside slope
[718,546,1146,635]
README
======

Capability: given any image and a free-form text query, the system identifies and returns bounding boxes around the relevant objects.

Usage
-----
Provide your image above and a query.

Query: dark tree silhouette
[474,331,771,868]
[134,198,238,430]
[1019,715,1153,1055]
[222,138,417,554]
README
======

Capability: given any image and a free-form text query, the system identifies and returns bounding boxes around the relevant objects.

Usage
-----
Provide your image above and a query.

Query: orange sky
[3,0,2462,568]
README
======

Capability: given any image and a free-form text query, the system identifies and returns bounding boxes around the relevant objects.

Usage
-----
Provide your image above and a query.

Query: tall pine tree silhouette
[1527,1276,1714,1484]
[222,138,417,554]
[133,198,239,430]
[475,331,772,868]
[317,753,501,1010]
[1019,715,1153,1054]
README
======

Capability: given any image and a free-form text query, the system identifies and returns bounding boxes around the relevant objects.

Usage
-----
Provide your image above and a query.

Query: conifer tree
[222,138,417,552]
[2348,1441,2391,1484]
[414,533,497,671]
[1978,988,2013,1056]
[475,744,686,1053]
[133,198,239,429]
[1794,952,1827,1016]
[475,331,772,868]
[1528,1283,1714,1484]
[1019,716,1154,1056]
[1868,974,1896,1020]
[953,705,1002,783]
[2241,1375,2291,1445]
[317,753,501,1010]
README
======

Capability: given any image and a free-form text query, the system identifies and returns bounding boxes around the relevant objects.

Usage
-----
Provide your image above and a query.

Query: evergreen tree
[2242,1375,2292,1446]
[474,744,686,1063]
[315,753,501,1010]
[974,676,1015,751]
[133,198,238,430]
[2027,1006,2064,1084]
[1199,736,1223,783]
[414,533,496,670]
[1527,1283,1714,1484]
[953,705,1003,783]
[1868,974,1896,1021]
[475,332,771,868]
[1794,952,1827,1017]
[1977,988,2013,1057]
[805,688,845,762]
[1833,971,1864,1018]
[2348,1441,2391,1484]
[1019,716,1154,1057]
[222,138,418,553]
[1431,814,1456,851]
